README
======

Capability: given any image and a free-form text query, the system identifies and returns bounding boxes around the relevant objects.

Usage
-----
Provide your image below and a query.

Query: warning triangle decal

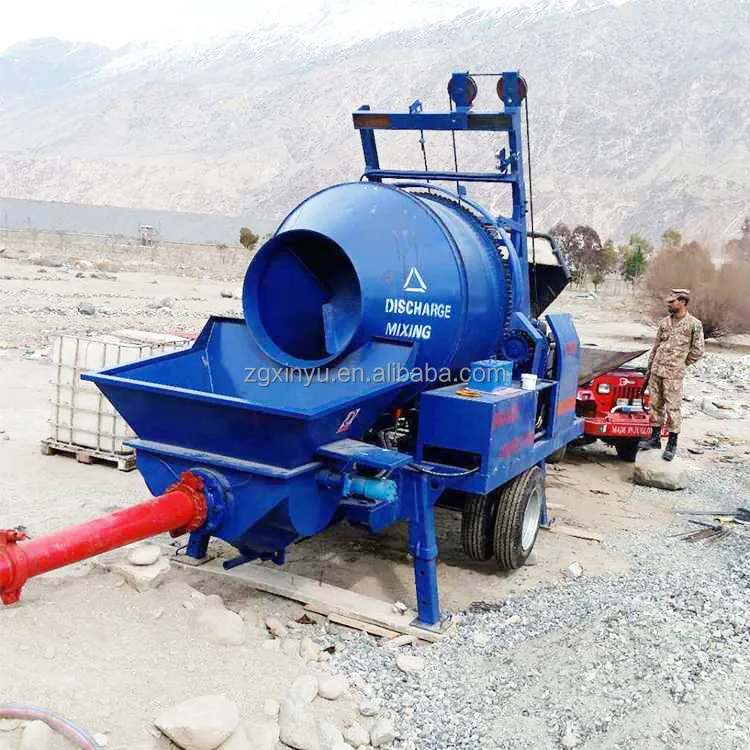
[403,267,428,294]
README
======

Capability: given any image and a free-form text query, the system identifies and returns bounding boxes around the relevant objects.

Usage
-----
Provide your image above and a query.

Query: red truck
[564,349,667,462]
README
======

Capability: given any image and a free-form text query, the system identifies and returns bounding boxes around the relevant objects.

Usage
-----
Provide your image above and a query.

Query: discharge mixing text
[244,363,505,388]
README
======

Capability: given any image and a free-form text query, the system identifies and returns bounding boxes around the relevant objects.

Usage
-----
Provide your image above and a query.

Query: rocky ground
[0,238,748,750]
[328,463,750,750]
[0,234,252,351]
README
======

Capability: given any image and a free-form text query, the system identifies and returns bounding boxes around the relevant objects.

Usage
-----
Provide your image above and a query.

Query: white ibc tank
[49,330,190,454]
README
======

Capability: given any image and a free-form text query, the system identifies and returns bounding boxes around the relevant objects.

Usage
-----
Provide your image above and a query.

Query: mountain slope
[0,0,748,246]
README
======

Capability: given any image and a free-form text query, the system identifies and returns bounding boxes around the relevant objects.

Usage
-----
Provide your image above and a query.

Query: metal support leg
[187,532,210,559]
[539,461,551,529]
[408,474,441,627]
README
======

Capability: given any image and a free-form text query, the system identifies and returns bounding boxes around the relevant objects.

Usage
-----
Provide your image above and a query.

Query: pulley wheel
[448,74,478,108]
[493,466,544,569]
[461,491,499,561]
[496,76,528,102]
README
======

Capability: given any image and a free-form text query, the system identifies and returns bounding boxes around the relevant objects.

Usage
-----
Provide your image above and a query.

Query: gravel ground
[329,464,750,750]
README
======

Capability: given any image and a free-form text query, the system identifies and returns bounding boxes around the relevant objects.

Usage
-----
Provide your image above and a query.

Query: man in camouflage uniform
[639,289,705,460]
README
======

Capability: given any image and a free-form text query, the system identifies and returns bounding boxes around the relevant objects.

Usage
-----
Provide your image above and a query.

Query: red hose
[0,705,102,749]
[0,472,207,605]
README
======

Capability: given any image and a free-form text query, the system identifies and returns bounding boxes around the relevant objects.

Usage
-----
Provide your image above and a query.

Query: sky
[0,0,275,50]
[0,0,534,52]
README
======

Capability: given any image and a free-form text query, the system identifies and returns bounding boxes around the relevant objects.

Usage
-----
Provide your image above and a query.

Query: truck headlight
[597,383,611,395]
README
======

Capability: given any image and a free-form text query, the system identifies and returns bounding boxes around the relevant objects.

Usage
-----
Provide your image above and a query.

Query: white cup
[521,373,538,391]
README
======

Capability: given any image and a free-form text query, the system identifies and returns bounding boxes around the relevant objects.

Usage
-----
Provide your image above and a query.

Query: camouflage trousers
[649,374,684,434]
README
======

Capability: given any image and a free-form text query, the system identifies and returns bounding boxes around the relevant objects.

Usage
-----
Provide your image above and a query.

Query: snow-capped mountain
[0,0,747,245]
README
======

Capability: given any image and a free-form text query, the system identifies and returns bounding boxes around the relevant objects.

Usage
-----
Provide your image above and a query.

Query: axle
[0,472,207,605]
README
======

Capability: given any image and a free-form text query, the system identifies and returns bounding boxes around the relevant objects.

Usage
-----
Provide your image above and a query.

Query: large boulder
[218,727,253,750]
[287,675,319,704]
[228,722,279,750]
[190,607,246,646]
[20,721,54,750]
[342,723,370,747]
[127,544,162,566]
[154,694,239,750]
[109,557,171,592]
[318,674,348,700]
[633,451,689,490]
[318,721,344,750]
[278,699,320,750]
[370,718,396,747]
[396,654,425,674]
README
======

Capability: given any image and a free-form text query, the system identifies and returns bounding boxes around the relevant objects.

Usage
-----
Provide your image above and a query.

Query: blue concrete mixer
[79,71,583,630]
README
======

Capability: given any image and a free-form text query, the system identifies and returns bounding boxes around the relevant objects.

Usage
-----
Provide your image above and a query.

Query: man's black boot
[638,426,661,451]
[662,432,678,461]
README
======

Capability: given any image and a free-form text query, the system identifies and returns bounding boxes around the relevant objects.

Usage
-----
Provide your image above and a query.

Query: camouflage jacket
[647,312,705,379]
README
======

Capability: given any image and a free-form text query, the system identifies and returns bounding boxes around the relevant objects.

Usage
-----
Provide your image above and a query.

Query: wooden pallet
[40,438,136,472]
[178,557,456,642]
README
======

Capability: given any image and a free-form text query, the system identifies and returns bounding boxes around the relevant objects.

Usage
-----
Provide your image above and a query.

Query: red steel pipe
[0,472,207,605]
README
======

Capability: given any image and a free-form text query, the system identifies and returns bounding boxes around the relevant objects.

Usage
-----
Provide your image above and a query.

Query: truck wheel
[493,466,544,570]
[546,444,567,464]
[615,439,640,463]
[461,492,498,561]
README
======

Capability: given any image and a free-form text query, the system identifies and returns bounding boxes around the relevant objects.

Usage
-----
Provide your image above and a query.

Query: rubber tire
[546,444,567,464]
[493,466,544,570]
[461,492,498,561]
[614,438,640,463]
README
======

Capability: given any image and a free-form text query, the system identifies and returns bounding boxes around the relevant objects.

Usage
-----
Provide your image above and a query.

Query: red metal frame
[0,472,206,605]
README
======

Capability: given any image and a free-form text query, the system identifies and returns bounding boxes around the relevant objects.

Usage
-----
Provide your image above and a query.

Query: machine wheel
[461,492,498,561]
[614,438,640,463]
[493,466,544,570]
[546,444,567,464]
